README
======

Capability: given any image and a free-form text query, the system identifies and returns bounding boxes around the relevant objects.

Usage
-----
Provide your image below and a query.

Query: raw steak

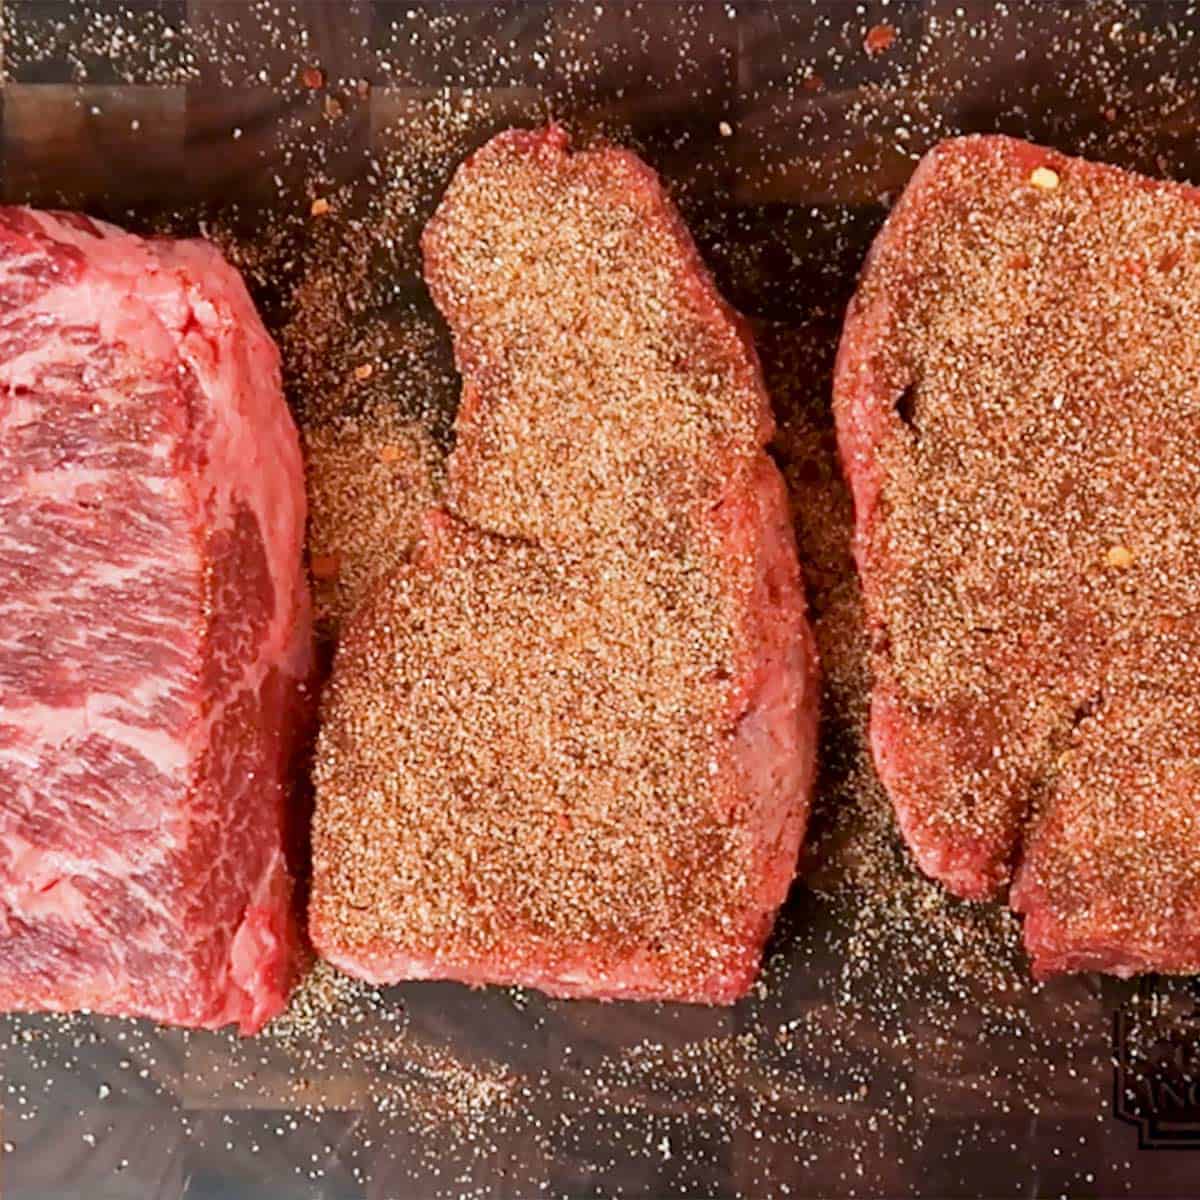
[0,208,312,1031]
[309,127,819,1002]
[835,134,1200,976]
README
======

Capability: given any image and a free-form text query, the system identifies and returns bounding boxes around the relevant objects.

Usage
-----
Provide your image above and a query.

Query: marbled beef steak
[0,209,312,1032]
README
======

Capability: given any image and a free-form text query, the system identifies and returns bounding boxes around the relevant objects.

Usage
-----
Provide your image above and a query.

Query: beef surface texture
[0,208,312,1032]
[309,127,819,1002]
[835,135,1200,976]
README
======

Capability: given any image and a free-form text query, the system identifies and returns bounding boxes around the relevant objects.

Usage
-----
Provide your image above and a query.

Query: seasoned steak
[309,127,819,1002]
[835,134,1200,976]
[0,208,312,1031]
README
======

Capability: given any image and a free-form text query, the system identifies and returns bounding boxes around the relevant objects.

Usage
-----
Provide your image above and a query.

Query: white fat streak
[0,697,190,777]
[20,466,119,497]
[80,557,158,590]
[2,832,174,927]
[19,461,172,500]
[0,553,173,596]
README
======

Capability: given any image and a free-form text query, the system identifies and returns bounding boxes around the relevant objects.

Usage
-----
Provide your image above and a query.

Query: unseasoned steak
[0,208,312,1031]
[834,135,1200,977]
[309,127,819,1002]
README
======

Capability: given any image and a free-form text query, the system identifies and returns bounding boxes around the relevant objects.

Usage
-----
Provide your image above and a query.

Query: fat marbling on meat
[0,208,311,1032]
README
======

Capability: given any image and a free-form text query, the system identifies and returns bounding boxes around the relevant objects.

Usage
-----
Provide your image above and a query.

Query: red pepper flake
[802,72,824,92]
[1008,251,1032,270]
[300,65,325,89]
[311,552,342,580]
[1158,247,1182,274]
[863,24,897,57]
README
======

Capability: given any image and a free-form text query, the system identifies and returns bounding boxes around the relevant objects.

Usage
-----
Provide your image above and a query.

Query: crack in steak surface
[0,208,312,1031]
[834,134,1200,977]
[308,127,819,1002]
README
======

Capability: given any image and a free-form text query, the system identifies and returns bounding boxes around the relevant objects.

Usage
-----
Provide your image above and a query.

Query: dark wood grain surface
[3,3,1200,1198]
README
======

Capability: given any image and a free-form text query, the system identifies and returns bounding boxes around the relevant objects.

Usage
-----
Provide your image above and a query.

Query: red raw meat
[835,135,1200,976]
[0,208,312,1031]
[309,127,819,1002]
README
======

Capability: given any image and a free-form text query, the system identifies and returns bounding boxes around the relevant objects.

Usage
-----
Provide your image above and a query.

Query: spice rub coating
[309,127,818,1002]
[423,124,773,549]
[835,134,1200,976]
